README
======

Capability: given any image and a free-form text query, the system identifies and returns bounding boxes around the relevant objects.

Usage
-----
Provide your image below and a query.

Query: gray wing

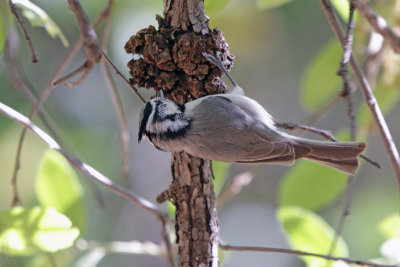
[185,96,297,165]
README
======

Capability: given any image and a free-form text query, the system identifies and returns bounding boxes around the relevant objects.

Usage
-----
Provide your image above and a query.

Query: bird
[138,52,366,174]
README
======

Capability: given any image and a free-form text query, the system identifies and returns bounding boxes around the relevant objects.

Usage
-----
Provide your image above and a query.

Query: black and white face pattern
[138,98,192,142]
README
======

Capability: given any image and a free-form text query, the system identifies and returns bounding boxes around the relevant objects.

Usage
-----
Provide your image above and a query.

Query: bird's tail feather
[294,139,366,174]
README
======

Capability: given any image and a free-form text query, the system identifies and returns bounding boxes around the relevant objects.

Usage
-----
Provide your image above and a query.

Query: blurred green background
[0,0,399,266]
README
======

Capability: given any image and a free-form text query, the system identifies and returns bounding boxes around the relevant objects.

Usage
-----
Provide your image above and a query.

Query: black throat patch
[138,102,153,142]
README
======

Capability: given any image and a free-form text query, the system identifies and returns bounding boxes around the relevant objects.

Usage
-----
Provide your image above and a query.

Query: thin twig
[321,0,400,188]
[52,0,101,88]
[99,0,131,178]
[328,1,357,259]
[220,244,399,267]
[0,102,173,223]
[101,51,146,105]
[46,253,58,267]
[275,122,381,168]
[327,174,358,260]
[8,0,38,63]
[216,166,261,210]
[160,218,175,267]
[65,62,93,88]
[76,239,166,256]
[52,61,90,86]
[337,0,357,141]
[352,0,400,54]
[52,0,114,87]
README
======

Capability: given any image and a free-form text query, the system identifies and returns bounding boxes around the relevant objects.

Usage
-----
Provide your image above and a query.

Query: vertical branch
[99,0,131,178]
[161,1,219,266]
[320,0,400,189]
[328,0,358,258]
[337,0,357,141]
[169,152,218,267]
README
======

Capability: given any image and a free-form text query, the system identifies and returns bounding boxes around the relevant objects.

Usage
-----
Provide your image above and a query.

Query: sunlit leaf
[12,0,69,47]
[36,149,86,231]
[205,0,230,13]
[331,0,349,21]
[279,131,352,211]
[379,214,400,239]
[256,0,292,10]
[279,161,347,210]
[301,39,342,111]
[212,160,230,196]
[277,206,348,267]
[0,206,79,255]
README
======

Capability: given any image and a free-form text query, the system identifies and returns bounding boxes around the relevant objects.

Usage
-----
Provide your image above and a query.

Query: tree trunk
[125,0,233,265]
[163,2,219,266]
[166,152,219,267]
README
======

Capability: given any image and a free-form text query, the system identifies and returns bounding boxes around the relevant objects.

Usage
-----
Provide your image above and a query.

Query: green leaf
[301,39,342,111]
[277,206,348,267]
[204,0,230,13]
[279,161,347,211]
[331,0,350,21]
[0,12,5,53]
[256,0,292,10]
[167,201,176,218]
[212,160,230,196]
[0,206,79,255]
[36,149,86,231]
[379,214,400,239]
[13,0,69,47]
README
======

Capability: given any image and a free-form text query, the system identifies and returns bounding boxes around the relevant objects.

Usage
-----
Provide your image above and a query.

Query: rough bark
[125,0,233,266]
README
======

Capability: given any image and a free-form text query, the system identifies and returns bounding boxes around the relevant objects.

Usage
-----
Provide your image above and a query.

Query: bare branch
[328,174,358,257]
[320,0,400,188]
[160,219,175,267]
[352,0,400,54]
[76,238,166,257]
[53,60,91,87]
[65,62,93,88]
[337,0,357,141]
[53,0,103,88]
[216,166,261,210]
[0,102,172,223]
[67,0,101,63]
[101,51,146,105]
[99,0,131,178]
[328,1,358,258]
[220,244,398,267]
[8,0,38,63]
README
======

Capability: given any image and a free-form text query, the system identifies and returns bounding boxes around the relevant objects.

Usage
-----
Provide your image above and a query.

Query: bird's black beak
[138,102,153,142]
